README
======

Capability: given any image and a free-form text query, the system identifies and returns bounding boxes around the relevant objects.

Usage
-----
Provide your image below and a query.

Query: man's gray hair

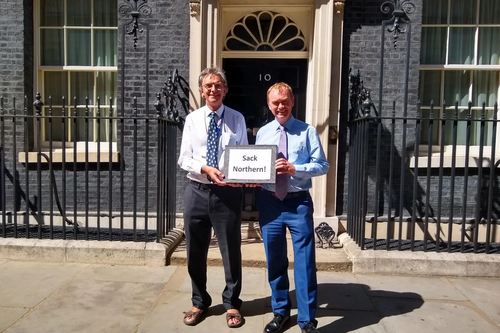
[198,66,228,89]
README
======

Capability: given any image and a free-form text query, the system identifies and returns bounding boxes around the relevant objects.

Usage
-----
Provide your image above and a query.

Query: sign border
[223,145,277,184]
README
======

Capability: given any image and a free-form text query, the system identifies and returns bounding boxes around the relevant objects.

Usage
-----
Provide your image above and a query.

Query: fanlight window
[225,11,306,51]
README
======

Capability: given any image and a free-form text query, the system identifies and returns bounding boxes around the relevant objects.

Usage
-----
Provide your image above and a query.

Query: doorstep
[169,230,352,272]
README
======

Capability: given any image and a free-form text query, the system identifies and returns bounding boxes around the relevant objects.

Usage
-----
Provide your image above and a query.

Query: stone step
[169,234,352,272]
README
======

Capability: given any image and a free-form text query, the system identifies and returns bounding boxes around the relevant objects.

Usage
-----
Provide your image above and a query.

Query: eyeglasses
[203,83,224,91]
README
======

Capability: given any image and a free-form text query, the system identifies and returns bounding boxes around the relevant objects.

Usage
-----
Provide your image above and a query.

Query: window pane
[443,108,493,146]
[421,28,447,64]
[420,110,439,145]
[443,108,468,145]
[480,0,500,24]
[98,108,117,142]
[449,28,475,64]
[422,0,447,24]
[473,71,498,107]
[469,110,494,146]
[70,72,94,105]
[44,107,63,141]
[96,72,117,106]
[94,0,118,27]
[67,0,91,26]
[419,71,441,105]
[444,70,470,106]
[450,0,476,24]
[478,28,500,65]
[40,0,63,26]
[94,30,117,66]
[44,72,68,103]
[67,30,91,66]
[75,108,94,141]
[41,29,63,65]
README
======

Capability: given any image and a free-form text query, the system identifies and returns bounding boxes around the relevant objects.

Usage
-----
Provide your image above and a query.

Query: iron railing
[0,93,179,242]
[347,100,500,254]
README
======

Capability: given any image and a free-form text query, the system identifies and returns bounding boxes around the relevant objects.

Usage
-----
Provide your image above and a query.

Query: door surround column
[306,0,336,218]
[189,0,219,109]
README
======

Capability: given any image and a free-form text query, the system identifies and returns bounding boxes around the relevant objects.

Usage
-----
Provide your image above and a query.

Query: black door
[223,58,308,143]
[223,58,308,216]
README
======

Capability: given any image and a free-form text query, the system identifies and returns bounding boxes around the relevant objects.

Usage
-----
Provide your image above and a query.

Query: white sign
[223,145,277,183]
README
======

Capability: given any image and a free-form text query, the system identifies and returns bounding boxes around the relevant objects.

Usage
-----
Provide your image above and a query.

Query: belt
[189,179,214,190]
[262,189,308,200]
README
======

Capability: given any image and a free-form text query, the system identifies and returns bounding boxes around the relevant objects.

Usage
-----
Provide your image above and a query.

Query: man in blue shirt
[256,82,329,333]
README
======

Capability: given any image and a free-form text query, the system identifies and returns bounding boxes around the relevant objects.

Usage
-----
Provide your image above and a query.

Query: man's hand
[201,165,226,185]
[276,158,295,175]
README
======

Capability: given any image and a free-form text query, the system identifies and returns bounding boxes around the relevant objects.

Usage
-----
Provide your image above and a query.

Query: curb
[0,238,168,266]
[339,233,500,277]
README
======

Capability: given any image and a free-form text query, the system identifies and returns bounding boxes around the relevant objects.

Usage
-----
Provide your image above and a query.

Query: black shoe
[264,314,290,333]
[301,322,320,333]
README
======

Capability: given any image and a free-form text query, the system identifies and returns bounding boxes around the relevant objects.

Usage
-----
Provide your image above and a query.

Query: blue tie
[275,125,287,200]
[206,112,218,182]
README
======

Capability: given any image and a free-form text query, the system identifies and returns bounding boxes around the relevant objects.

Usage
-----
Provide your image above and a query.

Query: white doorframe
[188,0,346,218]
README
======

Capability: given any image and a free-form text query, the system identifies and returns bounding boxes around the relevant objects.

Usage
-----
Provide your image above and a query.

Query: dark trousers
[183,180,243,311]
[257,190,317,329]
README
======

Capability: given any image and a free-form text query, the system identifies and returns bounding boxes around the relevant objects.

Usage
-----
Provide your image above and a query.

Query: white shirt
[178,104,248,184]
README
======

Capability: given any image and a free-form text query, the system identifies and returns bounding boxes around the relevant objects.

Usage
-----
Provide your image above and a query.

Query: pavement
[0,259,499,333]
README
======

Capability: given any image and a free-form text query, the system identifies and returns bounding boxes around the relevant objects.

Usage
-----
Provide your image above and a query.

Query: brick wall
[0,0,33,102]
[116,0,189,214]
[337,0,490,222]
[337,0,424,216]
[0,0,190,220]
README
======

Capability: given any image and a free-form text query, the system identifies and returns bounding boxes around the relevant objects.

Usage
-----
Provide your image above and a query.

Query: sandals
[183,307,244,328]
[226,311,244,328]
[183,308,205,326]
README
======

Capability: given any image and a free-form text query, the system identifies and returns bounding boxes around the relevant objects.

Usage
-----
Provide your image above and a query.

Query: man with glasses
[178,66,248,328]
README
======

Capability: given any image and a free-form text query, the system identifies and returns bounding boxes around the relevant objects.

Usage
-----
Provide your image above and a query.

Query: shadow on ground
[202,283,423,333]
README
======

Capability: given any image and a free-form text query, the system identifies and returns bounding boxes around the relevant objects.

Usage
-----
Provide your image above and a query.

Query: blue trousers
[257,190,317,329]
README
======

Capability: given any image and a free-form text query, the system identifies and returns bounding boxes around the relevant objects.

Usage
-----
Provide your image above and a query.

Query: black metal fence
[347,101,500,254]
[0,93,179,243]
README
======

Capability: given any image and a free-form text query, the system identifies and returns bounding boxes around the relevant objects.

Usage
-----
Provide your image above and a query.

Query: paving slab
[5,279,165,333]
[74,264,177,284]
[317,282,376,312]
[314,308,388,333]
[0,261,88,308]
[0,259,7,265]
[356,274,468,301]
[374,298,499,333]
[268,270,374,312]
[317,271,359,284]
[448,277,500,325]
[0,307,29,332]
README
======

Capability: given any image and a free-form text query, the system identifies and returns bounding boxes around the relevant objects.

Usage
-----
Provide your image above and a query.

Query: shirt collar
[205,104,225,118]
[273,116,295,132]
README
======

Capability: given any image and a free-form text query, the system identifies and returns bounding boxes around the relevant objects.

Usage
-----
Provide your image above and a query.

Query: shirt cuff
[193,161,205,175]
[294,165,306,173]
